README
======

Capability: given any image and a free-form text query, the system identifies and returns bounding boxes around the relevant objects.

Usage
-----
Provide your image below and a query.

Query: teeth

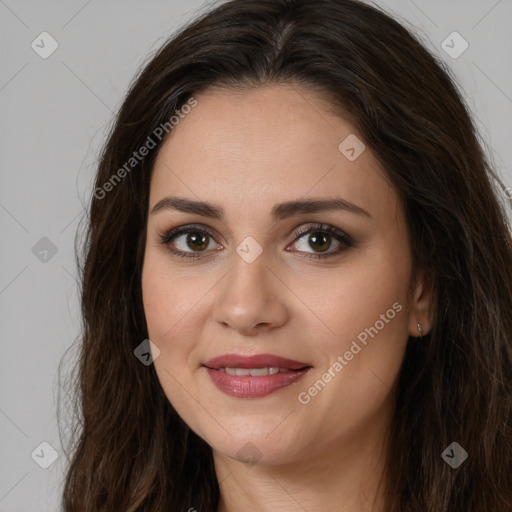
[249,367,274,376]
[222,367,291,376]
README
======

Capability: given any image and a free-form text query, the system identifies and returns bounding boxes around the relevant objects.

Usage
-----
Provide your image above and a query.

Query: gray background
[0,1,511,510]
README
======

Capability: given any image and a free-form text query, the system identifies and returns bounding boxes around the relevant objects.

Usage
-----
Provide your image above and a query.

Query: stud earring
[417,323,424,335]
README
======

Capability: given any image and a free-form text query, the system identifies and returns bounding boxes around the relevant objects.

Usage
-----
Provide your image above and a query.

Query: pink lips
[203,353,312,399]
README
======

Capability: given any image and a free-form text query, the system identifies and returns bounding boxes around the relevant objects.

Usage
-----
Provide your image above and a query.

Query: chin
[208,430,302,467]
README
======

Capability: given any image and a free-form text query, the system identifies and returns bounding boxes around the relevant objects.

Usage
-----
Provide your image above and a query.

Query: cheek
[301,245,410,340]
[142,271,175,343]
[141,250,206,343]
[297,245,411,401]
[141,262,200,412]
[141,253,215,392]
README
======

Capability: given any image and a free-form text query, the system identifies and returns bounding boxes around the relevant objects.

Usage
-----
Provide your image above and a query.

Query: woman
[62,0,512,510]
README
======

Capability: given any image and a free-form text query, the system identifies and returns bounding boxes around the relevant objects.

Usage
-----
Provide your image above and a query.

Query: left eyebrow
[150,196,372,220]
[272,198,372,220]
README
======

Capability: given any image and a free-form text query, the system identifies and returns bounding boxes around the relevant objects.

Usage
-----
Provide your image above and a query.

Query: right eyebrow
[150,196,223,219]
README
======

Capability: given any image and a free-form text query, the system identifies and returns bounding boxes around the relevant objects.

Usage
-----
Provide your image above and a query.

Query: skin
[141,84,433,512]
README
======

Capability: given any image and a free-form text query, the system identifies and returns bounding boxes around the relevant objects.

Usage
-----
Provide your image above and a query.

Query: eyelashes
[286,224,354,259]
[159,225,220,259]
[158,223,354,261]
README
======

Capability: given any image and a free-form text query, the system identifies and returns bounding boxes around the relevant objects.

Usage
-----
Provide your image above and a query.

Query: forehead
[149,84,396,221]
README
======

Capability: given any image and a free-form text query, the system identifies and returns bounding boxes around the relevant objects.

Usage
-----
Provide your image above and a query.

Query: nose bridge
[212,242,288,334]
[222,245,272,311]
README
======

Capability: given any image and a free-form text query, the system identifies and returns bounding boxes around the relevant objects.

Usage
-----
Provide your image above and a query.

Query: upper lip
[203,353,311,370]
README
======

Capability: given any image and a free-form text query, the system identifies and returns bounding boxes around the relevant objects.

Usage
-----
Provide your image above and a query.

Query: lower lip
[204,367,311,398]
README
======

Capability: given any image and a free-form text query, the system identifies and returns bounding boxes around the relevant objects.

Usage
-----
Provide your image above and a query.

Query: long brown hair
[61,0,512,510]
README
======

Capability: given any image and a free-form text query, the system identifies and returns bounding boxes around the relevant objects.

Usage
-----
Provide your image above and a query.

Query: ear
[408,268,435,337]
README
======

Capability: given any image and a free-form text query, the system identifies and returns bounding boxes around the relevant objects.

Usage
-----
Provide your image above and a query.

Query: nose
[212,251,289,336]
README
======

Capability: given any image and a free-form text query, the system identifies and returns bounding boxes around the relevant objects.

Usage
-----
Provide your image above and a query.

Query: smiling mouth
[202,354,313,398]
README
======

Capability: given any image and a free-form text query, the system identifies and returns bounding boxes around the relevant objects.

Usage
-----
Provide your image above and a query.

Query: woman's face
[142,84,431,466]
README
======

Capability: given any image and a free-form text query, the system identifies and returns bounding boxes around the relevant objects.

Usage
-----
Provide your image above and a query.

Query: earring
[417,323,424,335]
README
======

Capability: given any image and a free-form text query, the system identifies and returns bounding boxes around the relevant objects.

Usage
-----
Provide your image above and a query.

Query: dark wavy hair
[60,0,512,510]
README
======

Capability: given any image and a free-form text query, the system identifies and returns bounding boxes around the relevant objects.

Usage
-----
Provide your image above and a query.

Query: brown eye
[180,232,210,252]
[159,225,221,259]
[290,224,354,259]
